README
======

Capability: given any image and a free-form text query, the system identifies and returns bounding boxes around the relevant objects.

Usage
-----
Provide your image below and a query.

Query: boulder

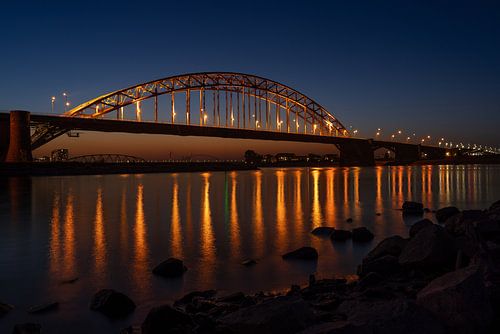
[152,258,187,278]
[241,259,257,266]
[12,323,42,334]
[409,219,434,238]
[444,210,487,236]
[363,236,408,263]
[337,298,444,334]
[220,296,315,334]
[0,302,13,317]
[352,227,374,242]
[217,292,246,303]
[402,201,424,215]
[358,255,401,277]
[416,265,492,334]
[399,225,456,270]
[141,305,193,334]
[90,289,136,318]
[311,226,336,236]
[27,301,58,314]
[297,321,372,334]
[435,206,459,223]
[475,218,500,243]
[489,200,500,212]
[174,290,217,306]
[357,272,384,290]
[282,247,318,260]
[331,229,352,241]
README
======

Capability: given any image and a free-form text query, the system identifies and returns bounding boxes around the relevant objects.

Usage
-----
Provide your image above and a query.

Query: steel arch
[67,154,145,163]
[65,72,349,137]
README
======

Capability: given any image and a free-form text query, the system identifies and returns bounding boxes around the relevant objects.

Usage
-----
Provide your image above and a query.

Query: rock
[444,210,487,236]
[376,213,382,216]
[0,302,13,317]
[185,297,217,314]
[217,292,246,303]
[351,227,374,242]
[489,200,500,212]
[27,301,58,314]
[282,247,318,260]
[475,218,500,243]
[435,206,459,223]
[399,225,456,270]
[297,321,372,334]
[409,219,434,238]
[241,259,257,266]
[311,226,336,236]
[174,290,217,306]
[12,323,41,334]
[363,236,408,263]
[331,229,352,241]
[141,304,193,334]
[90,289,136,318]
[423,208,431,213]
[220,296,315,334]
[402,201,424,215]
[417,265,492,333]
[337,298,444,334]
[346,218,353,223]
[357,272,384,290]
[152,258,187,278]
[120,326,141,334]
[358,255,401,277]
[59,277,79,285]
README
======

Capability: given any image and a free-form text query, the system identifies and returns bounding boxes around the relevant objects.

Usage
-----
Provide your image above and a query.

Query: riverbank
[0,161,257,176]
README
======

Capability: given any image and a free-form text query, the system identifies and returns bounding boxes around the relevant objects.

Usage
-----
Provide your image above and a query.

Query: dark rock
[0,302,13,317]
[282,247,318,260]
[435,206,460,223]
[185,297,217,314]
[220,296,315,334]
[309,274,316,286]
[423,208,431,213]
[489,200,500,212]
[376,213,382,216]
[351,227,374,242]
[297,321,372,334]
[331,229,352,241]
[357,272,384,290]
[346,218,353,223]
[476,218,500,243]
[358,255,401,277]
[444,210,487,236]
[152,257,187,278]
[12,323,41,334]
[241,259,257,266]
[174,290,217,306]
[417,265,492,334]
[141,304,193,334]
[402,201,424,215]
[311,226,336,236]
[90,289,136,318]
[59,277,79,285]
[120,326,141,334]
[217,292,246,303]
[27,301,58,314]
[363,236,408,263]
[399,225,456,270]
[409,219,434,238]
[337,298,445,334]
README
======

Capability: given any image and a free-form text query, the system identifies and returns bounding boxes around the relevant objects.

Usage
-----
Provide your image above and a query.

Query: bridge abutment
[337,139,375,166]
[394,144,421,164]
[6,110,32,163]
[0,116,9,162]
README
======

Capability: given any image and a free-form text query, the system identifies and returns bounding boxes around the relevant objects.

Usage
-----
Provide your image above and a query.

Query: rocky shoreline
[4,201,500,333]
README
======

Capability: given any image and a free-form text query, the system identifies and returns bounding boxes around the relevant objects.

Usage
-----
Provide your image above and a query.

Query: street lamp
[63,92,68,112]
[51,96,56,113]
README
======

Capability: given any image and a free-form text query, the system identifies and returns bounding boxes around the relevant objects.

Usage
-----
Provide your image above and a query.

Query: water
[1,165,499,332]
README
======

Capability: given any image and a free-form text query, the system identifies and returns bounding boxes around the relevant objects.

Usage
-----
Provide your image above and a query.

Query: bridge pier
[336,139,375,166]
[5,110,32,163]
[421,146,447,160]
[0,116,9,162]
[394,144,421,164]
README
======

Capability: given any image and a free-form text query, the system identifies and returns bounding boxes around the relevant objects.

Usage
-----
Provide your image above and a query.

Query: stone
[357,272,384,290]
[409,219,434,238]
[444,210,487,236]
[417,265,492,334]
[399,225,456,270]
[90,289,136,318]
[59,277,79,285]
[174,290,217,306]
[363,235,408,263]
[241,259,257,266]
[331,229,352,241]
[141,304,193,334]
[402,201,424,215]
[152,258,187,278]
[337,298,444,334]
[346,218,353,223]
[435,206,460,223]
[217,292,246,303]
[475,218,500,243]
[220,296,315,334]
[27,301,59,314]
[0,302,13,317]
[297,321,372,334]
[311,226,336,236]
[282,247,318,260]
[12,323,42,334]
[357,255,401,277]
[351,227,374,242]
[489,199,500,212]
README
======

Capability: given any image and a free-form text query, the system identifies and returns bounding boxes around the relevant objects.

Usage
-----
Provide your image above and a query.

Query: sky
[1,0,499,159]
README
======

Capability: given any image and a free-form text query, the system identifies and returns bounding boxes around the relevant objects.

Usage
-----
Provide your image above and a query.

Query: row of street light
[50,92,71,113]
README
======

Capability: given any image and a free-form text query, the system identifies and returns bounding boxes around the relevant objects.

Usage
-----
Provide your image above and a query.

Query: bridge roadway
[0,111,449,166]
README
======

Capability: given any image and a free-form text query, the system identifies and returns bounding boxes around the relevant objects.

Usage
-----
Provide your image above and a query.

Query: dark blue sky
[1,0,499,156]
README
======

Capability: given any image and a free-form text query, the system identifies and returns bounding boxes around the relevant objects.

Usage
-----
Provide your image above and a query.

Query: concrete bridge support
[337,139,375,166]
[394,144,421,164]
[421,146,447,160]
[5,110,32,162]
[0,116,9,162]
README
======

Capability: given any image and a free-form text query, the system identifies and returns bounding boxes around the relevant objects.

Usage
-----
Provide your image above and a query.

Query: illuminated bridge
[0,72,450,165]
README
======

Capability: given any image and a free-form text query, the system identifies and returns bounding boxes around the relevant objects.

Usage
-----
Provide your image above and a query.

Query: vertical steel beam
[171,92,175,123]
[242,88,246,129]
[186,89,190,125]
[154,88,158,123]
[225,90,228,127]
[286,99,290,133]
[237,92,240,128]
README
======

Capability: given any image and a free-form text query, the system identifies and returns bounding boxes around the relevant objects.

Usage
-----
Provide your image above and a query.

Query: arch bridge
[67,154,145,163]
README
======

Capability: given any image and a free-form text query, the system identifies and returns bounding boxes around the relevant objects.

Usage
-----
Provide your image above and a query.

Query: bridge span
[0,72,449,165]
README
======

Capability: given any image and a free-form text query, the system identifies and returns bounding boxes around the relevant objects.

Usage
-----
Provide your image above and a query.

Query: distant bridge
[0,72,451,165]
[67,154,145,163]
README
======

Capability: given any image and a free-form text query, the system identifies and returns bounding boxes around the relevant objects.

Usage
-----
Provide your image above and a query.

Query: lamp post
[51,96,56,113]
[63,92,68,112]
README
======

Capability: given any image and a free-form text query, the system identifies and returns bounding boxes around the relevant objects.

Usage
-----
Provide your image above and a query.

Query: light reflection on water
[1,165,500,332]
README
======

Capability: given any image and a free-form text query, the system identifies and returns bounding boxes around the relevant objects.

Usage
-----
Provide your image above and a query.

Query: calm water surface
[1,165,500,332]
